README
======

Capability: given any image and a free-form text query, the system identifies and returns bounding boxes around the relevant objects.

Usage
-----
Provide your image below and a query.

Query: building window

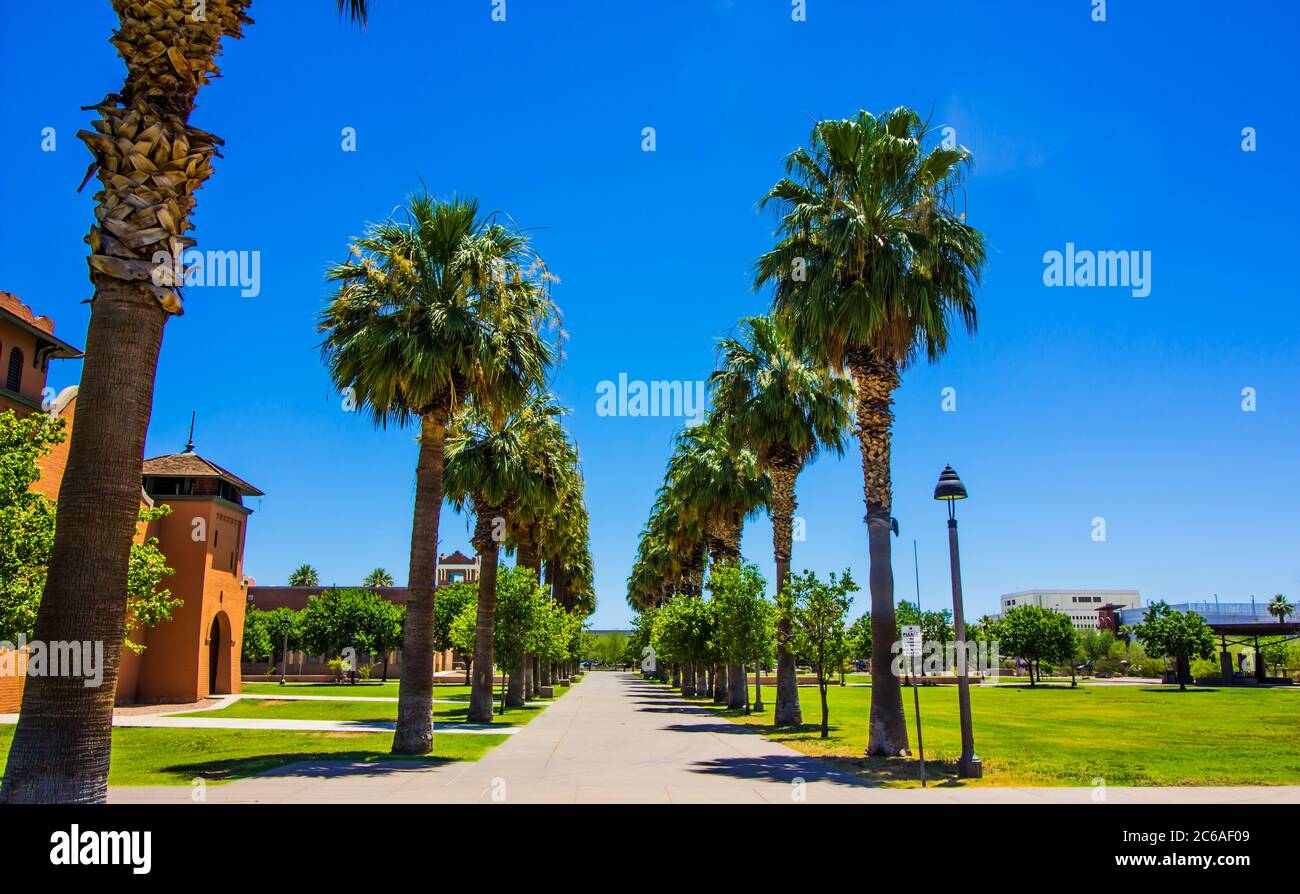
[5,347,22,392]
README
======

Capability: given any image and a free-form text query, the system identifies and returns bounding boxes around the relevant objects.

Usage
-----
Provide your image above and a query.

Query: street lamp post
[934,465,982,779]
[279,615,291,687]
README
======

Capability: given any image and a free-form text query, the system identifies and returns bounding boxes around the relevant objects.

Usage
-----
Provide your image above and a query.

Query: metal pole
[911,653,926,787]
[947,504,982,778]
[280,625,288,686]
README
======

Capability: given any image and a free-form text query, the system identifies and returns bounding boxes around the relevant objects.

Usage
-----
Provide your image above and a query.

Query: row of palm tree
[319,192,595,744]
[629,108,987,754]
[1,0,375,805]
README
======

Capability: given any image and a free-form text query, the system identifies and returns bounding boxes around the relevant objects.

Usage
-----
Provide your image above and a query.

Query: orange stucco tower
[118,440,264,704]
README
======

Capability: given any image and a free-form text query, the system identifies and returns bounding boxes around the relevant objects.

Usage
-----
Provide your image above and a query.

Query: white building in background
[999,589,1141,631]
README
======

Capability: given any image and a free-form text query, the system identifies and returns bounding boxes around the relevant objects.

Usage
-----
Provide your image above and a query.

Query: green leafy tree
[845,612,872,668]
[241,609,275,667]
[783,569,856,738]
[448,602,478,685]
[995,606,1078,686]
[299,588,386,660]
[492,566,546,713]
[708,562,775,713]
[0,411,64,642]
[363,567,394,588]
[434,581,478,683]
[367,598,405,682]
[288,564,319,588]
[1127,601,1216,691]
[755,109,987,755]
[124,504,179,653]
[651,595,715,693]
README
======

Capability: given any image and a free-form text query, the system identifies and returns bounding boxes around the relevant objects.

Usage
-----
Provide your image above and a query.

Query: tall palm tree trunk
[0,278,167,803]
[392,410,448,754]
[507,656,527,708]
[467,509,504,722]
[769,458,803,727]
[849,351,910,756]
[0,0,250,806]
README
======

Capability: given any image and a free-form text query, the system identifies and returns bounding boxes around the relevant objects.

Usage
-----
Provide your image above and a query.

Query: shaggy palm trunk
[847,348,909,753]
[0,0,250,806]
[727,664,746,709]
[392,410,449,754]
[769,457,803,727]
[0,278,167,803]
[516,530,541,699]
[849,351,910,756]
[467,509,505,722]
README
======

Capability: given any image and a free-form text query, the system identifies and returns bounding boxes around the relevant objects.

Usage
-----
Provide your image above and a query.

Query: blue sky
[2,1,1297,629]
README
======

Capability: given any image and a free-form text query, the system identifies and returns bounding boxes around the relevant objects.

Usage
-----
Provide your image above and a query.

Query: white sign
[901,625,923,658]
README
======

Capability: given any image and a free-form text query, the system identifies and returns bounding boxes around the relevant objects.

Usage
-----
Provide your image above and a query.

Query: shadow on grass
[158,752,451,783]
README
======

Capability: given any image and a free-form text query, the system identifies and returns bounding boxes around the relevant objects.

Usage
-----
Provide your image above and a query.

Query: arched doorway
[208,613,229,695]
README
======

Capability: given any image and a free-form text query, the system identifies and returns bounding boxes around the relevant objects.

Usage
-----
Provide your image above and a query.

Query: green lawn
[0,683,571,786]
[240,682,473,699]
[176,688,568,727]
[0,726,498,787]
[698,681,1300,787]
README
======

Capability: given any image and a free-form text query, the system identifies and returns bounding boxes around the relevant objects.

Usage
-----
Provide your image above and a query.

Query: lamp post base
[957,755,983,779]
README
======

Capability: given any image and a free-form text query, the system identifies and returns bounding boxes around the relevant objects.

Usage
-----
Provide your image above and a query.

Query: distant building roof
[439,550,477,566]
[248,586,409,610]
[142,449,264,496]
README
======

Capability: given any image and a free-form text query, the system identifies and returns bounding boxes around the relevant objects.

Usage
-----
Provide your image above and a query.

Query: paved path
[0,710,515,736]
[109,672,1300,804]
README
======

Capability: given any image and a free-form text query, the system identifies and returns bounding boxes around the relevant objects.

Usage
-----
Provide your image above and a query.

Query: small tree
[448,603,478,685]
[708,562,774,713]
[1127,601,1215,691]
[783,569,855,738]
[288,564,320,587]
[995,605,1077,686]
[0,411,63,642]
[651,595,715,694]
[845,613,872,670]
[434,580,477,682]
[493,566,545,713]
[365,598,405,682]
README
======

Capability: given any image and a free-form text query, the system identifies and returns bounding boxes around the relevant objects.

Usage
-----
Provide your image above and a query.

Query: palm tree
[665,417,768,707]
[504,400,577,701]
[1268,594,1294,625]
[710,313,852,726]
[289,564,321,587]
[318,194,555,753]
[0,0,370,806]
[444,395,562,721]
[754,108,986,755]
[363,568,394,588]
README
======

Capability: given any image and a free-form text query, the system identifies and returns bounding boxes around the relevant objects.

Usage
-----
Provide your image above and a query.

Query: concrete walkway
[0,710,515,736]
[108,671,1300,804]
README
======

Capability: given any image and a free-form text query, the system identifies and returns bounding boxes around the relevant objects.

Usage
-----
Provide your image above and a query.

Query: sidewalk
[108,672,1300,804]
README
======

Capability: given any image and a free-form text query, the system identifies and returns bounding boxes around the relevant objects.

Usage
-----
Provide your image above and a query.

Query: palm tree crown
[318,193,556,428]
[710,313,852,470]
[754,107,985,372]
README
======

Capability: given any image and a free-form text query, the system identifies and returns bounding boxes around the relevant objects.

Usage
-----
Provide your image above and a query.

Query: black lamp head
[934,464,968,501]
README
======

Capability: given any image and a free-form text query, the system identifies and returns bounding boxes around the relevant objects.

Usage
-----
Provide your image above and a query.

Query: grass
[695,681,1300,787]
[240,682,473,698]
[0,725,497,787]
[0,682,572,786]
[177,685,570,727]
